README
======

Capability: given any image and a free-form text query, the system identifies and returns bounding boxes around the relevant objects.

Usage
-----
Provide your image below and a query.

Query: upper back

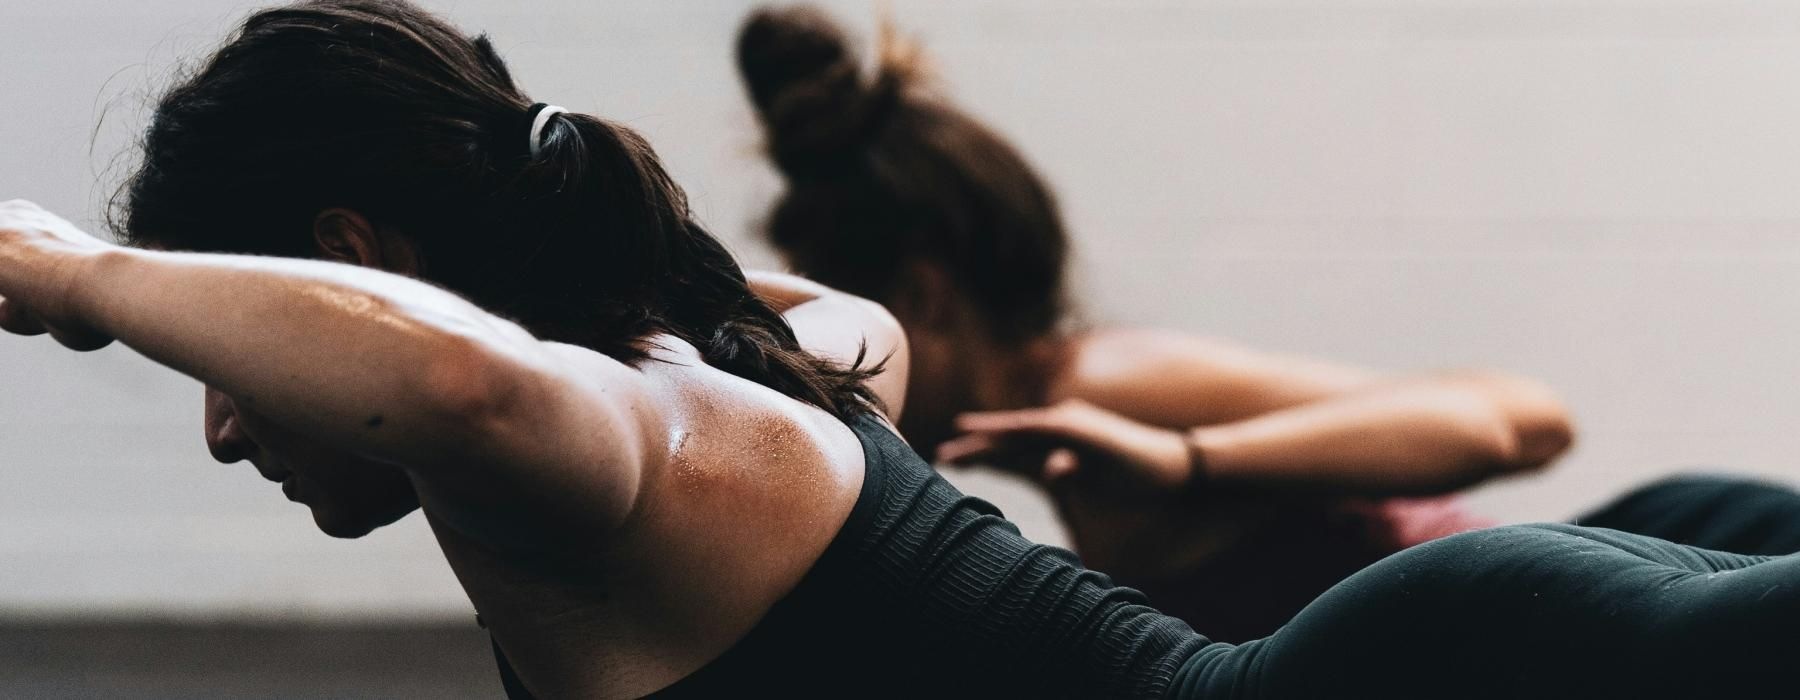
[488,389,1208,700]
[641,399,1209,699]
[438,343,869,698]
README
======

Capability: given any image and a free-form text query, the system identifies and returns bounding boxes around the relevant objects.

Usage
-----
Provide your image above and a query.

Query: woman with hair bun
[3,1,1799,697]
[736,3,1800,643]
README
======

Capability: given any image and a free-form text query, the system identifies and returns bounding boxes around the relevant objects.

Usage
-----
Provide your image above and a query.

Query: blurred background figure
[736,4,1578,642]
[11,0,1800,695]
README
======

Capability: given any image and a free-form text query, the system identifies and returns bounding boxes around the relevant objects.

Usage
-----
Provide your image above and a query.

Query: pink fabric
[1345,495,1497,550]
[1120,495,1494,643]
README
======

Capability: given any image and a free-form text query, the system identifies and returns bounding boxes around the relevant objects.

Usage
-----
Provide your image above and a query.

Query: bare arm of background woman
[746,270,909,420]
[942,329,1573,497]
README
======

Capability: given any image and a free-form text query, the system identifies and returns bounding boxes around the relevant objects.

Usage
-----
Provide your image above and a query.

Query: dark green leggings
[1578,473,1800,555]
[1168,523,1800,698]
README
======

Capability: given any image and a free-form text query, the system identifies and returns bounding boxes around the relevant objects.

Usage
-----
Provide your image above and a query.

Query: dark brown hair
[737,5,1069,345]
[118,0,878,419]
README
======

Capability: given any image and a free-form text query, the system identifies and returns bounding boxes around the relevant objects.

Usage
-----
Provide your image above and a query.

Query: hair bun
[736,5,901,176]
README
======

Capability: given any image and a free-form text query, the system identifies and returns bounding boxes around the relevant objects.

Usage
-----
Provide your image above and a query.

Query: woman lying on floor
[735,4,1800,642]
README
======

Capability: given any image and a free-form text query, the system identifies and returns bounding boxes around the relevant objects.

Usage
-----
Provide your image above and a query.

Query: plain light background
[5,0,1800,619]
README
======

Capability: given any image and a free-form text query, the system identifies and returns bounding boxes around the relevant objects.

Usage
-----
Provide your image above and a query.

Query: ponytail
[517,114,885,420]
[120,0,882,421]
[735,4,1071,347]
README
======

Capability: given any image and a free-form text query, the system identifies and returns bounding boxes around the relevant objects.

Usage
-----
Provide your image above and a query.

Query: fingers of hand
[937,430,1059,479]
[0,296,111,350]
[953,409,1042,434]
[1042,447,1081,483]
[46,324,113,352]
[0,297,48,336]
[955,406,1082,439]
[0,200,108,251]
[0,199,45,242]
[936,432,999,464]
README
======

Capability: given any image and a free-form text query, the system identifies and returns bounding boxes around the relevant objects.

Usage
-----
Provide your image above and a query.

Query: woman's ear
[311,208,422,275]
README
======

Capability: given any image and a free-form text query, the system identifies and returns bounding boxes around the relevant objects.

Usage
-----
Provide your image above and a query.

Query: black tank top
[492,413,1212,698]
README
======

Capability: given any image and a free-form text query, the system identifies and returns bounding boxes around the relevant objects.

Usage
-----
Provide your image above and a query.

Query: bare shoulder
[636,346,867,500]
[514,335,867,544]
[536,341,665,407]
[1048,327,1379,427]
[445,343,872,695]
[618,347,869,632]
[1049,328,1264,400]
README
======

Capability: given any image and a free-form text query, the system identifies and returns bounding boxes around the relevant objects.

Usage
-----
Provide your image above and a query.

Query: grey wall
[5,0,1800,618]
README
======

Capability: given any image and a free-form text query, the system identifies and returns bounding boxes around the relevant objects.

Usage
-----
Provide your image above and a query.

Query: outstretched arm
[0,201,653,522]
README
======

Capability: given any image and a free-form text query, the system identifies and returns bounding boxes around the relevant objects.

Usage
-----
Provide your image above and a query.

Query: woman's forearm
[72,247,541,465]
[1189,376,1573,496]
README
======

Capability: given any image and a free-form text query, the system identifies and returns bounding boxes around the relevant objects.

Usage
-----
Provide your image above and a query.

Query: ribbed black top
[498,413,1212,698]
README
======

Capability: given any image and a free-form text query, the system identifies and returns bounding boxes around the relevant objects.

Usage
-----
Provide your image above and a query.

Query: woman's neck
[970,333,1071,412]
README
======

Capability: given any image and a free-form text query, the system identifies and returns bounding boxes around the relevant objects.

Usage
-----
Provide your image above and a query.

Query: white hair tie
[528,104,569,157]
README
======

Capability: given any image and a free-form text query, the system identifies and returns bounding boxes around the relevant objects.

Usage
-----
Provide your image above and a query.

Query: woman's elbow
[1452,371,1576,475]
[1432,368,1576,478]
[1463,421,1570,481]
[1452,416,1524,483]
[1512,412,1575,471]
